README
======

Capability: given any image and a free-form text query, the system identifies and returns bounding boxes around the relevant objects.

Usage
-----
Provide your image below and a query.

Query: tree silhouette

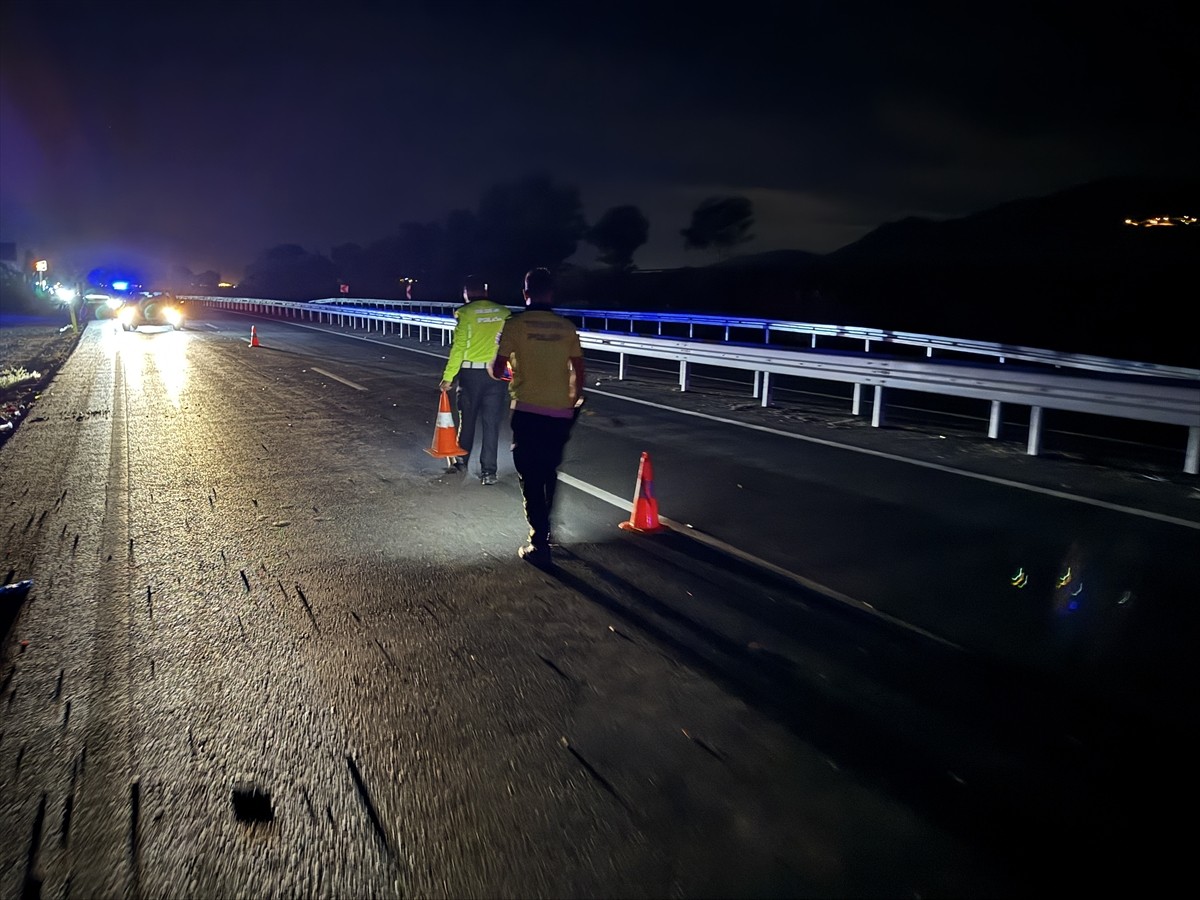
[243,244,338,299]
[586,205,649,272]
[475,174,587,300]
[681,196,755,259]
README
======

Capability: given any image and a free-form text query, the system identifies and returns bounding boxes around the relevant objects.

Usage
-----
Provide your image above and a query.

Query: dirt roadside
[0,323,83,450]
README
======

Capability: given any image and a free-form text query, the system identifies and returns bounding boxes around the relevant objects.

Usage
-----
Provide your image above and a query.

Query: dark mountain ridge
[589,176,1197,367]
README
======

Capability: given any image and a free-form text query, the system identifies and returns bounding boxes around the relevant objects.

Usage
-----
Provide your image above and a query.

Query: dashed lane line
[309,366,368,391]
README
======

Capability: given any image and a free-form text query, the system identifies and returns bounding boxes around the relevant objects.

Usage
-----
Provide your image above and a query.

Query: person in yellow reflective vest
[439,274,512,484]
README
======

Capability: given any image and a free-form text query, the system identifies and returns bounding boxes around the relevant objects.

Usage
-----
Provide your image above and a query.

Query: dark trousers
[510,410,575,547]
[455,369,509,475]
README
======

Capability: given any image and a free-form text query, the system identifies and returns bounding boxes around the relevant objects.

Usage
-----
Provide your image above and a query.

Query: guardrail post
[752,371,761,399]
[1027,407,1044,456]
[852,383,863,415]
[679,360,690,392]
[1185,426,1198,475]
[988,400,1003,439]
[618,353,627,380]
[760,371,773,407]
[871,385,886,427]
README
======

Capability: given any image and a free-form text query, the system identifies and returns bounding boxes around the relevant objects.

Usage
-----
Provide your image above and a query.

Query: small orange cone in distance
[250,325,260,347]
[619,451,664,533]
[426,389,467,459]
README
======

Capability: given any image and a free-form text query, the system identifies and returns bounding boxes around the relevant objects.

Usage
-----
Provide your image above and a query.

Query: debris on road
[0,579,33,601]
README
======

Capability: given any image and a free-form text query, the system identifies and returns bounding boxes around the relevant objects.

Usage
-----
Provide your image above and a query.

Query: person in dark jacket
[489,268,585,565]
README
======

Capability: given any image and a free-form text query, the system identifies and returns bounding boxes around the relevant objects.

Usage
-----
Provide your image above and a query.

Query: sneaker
[480,472,498,485]
[518,543,552,566]
[450,457,467,472]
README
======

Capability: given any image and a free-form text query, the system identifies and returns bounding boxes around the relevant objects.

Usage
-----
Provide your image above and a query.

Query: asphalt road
[2,310,1197,899]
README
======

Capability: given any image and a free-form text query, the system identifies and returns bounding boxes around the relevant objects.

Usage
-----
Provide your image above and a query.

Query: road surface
[2,310,1197,898]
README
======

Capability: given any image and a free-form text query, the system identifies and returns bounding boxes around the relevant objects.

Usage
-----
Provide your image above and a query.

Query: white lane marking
[310,367,368,391]
[585,388,1200,531]
[218,316,1199,530]
[556,471,961,649]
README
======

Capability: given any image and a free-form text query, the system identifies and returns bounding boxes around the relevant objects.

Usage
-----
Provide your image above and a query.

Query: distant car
[117,291,185,331]
[83,289,124,319]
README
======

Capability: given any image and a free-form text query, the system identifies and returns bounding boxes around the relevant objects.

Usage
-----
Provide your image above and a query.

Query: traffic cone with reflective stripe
[426,389,467,460]
[250,325,260,347]
[619,451,664,533]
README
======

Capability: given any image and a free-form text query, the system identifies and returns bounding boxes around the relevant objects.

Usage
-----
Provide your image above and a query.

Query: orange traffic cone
[425,389,467,460]
[619,451,664,533]
[249,325,260,347]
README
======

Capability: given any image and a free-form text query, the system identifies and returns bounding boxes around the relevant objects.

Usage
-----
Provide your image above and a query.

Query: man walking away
[440,274,511,484]
[489,267,585,565]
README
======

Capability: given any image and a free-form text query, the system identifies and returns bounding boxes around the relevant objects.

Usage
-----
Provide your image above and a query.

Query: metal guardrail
[186,295,1200,474]
[290,296,1200,382]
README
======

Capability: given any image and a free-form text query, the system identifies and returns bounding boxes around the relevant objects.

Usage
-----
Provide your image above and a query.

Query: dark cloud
[2,0,1192,280]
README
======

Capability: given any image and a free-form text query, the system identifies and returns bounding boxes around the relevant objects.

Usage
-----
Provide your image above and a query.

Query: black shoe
[480,472,498,485]
[518,543,552,566]
[450,457,467,472]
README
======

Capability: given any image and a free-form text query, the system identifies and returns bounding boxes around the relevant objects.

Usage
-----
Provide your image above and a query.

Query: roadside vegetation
[1,267,82,446]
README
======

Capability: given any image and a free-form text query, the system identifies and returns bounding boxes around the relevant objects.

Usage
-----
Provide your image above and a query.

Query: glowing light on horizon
[1123,215,1196,226]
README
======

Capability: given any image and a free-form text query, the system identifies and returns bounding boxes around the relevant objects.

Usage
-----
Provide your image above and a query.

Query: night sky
[1,0,1193,282]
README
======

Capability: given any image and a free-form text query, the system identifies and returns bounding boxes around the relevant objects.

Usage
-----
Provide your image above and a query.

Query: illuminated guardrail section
[187,295,1200,474]
[259,295,1200,382]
